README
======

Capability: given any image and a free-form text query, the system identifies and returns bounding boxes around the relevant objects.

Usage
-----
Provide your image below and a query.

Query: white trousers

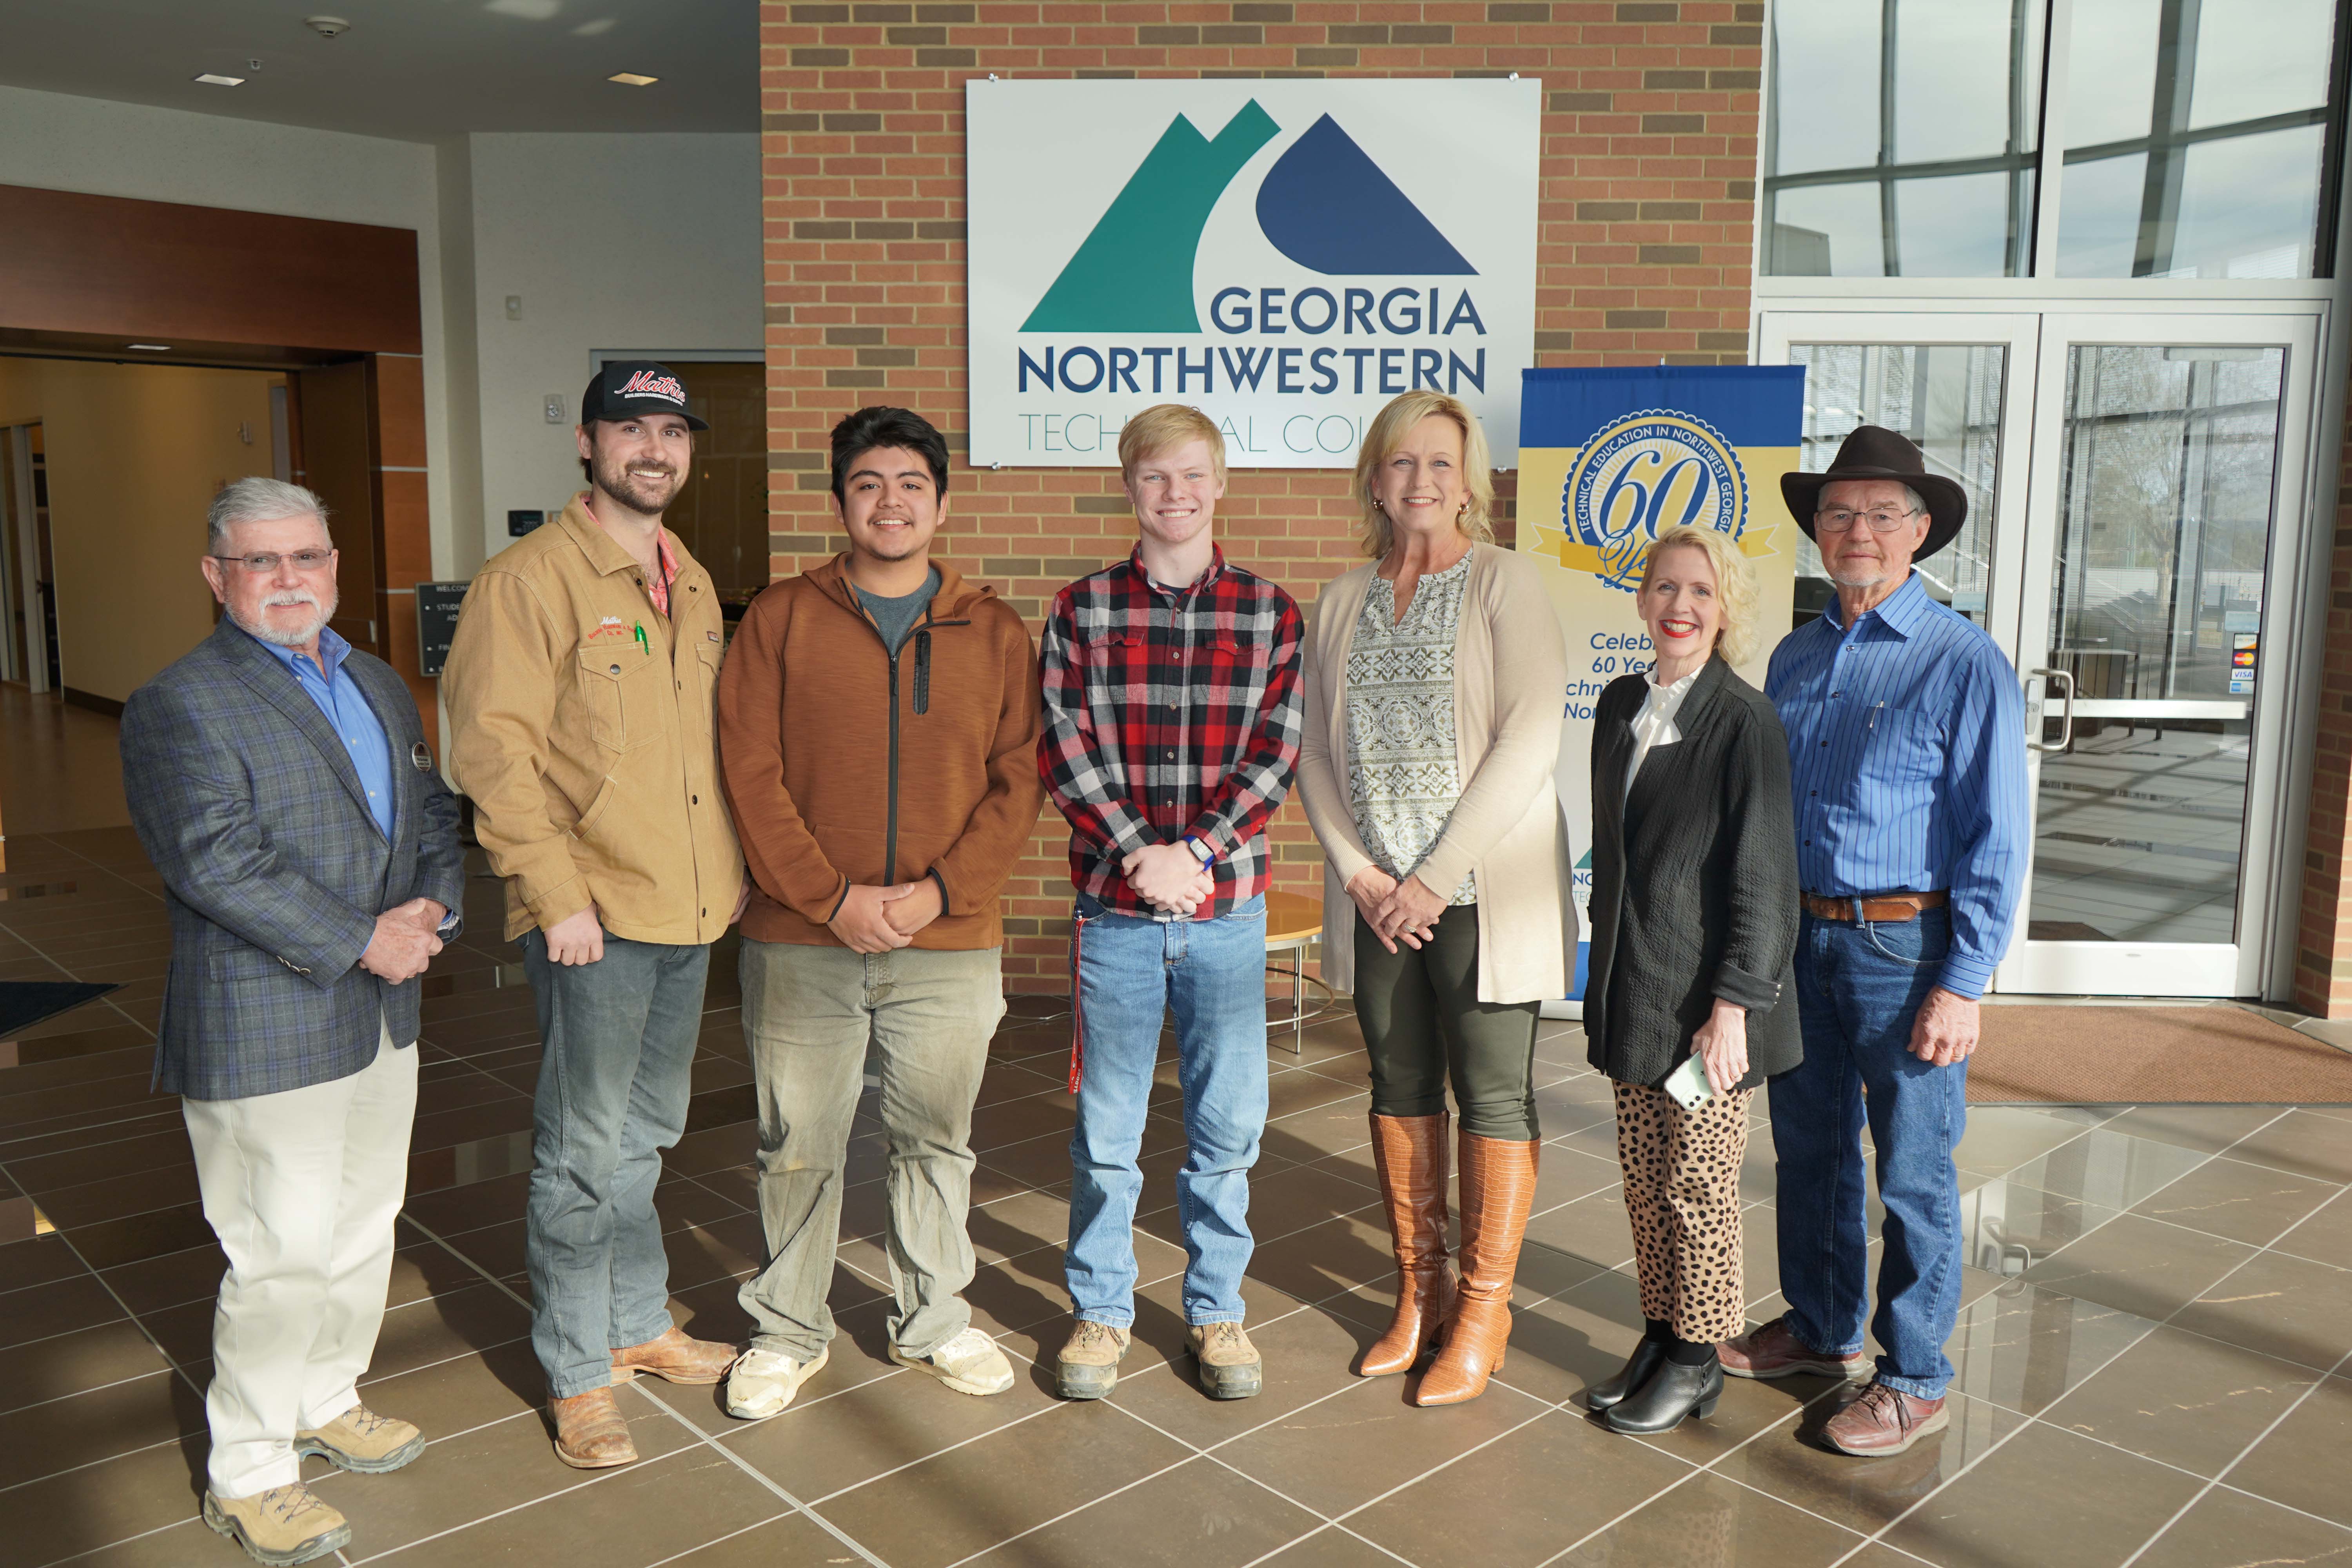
[182,1024,418,1497]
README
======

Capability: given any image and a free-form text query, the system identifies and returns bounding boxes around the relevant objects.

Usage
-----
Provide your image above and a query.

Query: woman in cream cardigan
[1296,390,1573,1406]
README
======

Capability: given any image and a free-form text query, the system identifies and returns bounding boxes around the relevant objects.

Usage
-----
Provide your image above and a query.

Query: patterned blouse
[1345,551,1477,906]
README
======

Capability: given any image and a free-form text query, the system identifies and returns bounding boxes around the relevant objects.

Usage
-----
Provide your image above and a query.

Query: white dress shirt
[1624,665,1702,806]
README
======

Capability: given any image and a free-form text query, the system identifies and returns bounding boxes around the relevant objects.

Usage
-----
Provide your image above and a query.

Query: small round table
[1264,890,1338,1054]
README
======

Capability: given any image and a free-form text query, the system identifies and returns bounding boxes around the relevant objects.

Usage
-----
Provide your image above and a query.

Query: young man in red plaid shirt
[1038,404,1303,1403]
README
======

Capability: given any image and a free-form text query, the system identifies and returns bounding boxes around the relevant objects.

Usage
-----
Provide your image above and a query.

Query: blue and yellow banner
[1516,366,1806,1003]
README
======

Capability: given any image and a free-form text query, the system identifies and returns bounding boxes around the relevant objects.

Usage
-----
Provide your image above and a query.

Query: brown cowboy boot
[1415,1132,1537,1406]
[612,1324,739,1386]
[549,1386,637,1469]
[1358,1111,1454,1377]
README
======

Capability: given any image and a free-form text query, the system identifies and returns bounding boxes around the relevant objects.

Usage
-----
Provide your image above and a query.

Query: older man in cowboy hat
[1720,426,2027,1456]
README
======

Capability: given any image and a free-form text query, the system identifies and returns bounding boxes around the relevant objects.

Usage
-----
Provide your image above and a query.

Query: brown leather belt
[1800,890,1950,923]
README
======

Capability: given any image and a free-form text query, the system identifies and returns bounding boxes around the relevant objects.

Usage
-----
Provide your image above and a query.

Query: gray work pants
[736,938,1004,1359]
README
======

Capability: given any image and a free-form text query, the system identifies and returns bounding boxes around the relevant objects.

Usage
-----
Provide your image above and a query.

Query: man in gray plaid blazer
[121,478,465,1568]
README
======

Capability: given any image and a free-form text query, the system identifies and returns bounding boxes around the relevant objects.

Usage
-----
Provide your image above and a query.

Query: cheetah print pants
[1613,1079,1755,1344]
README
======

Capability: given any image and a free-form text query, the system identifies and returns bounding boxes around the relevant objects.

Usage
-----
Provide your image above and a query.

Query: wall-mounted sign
[415,581,470,678]
[966,79,1540,469]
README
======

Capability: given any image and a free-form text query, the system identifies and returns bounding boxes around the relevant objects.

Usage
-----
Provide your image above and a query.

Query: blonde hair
[1118,404,1226,484]
[1637,524,1762,667]
[1352,390,1496,559]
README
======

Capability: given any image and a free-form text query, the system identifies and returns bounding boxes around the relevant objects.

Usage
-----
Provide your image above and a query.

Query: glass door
[2001,314,2321,996]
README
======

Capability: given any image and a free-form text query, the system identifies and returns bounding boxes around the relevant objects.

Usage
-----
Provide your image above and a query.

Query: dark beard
[590,450,681,515]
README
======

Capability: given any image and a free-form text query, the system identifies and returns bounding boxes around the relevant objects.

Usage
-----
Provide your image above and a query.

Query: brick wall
[2296,380,2352,1015]
[759,0,1764,989]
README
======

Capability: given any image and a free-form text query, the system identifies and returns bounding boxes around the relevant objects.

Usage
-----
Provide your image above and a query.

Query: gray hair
[207,477,330,552]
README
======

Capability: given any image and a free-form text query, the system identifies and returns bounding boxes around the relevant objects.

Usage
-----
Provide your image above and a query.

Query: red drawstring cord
[1066,915,1086,1094]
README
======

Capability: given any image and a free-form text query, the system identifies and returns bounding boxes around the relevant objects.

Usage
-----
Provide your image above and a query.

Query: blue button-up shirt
[245,624,396,841]
[1766,572,2028,998]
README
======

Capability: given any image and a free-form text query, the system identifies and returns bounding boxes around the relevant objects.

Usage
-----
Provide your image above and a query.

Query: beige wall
[0,358,278,704]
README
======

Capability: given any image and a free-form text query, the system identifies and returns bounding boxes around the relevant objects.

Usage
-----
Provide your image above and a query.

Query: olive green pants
[1353,904,1541,1141]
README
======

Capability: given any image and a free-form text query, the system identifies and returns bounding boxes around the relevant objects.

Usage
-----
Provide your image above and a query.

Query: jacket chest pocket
[577,648,665,752]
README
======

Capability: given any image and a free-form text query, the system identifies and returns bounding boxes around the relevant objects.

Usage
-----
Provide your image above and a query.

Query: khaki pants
[737,939,1004,1359]
[183,1023,416,1498]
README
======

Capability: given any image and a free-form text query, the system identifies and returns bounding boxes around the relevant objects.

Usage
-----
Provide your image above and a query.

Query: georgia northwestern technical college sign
[966,80,1541,468]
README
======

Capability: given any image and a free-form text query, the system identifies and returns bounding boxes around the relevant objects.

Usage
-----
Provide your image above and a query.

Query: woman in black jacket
[1582,523,1801,1436]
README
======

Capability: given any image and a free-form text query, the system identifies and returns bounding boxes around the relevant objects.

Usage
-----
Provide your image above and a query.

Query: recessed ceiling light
[127,344,172,352]
[193,73,245,87]
[606,71,658,86]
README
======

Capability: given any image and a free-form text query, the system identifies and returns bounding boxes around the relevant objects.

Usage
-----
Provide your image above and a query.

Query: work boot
[548,1386,636,1469]
[1415,1132,1537,1406]
[612,1324,739,1385]
[1358,1111,1453,1377]
[726,1344,830,1420]
[1719,1316,1869,1381]
[1188,1321,1264,1400]
[201,1483,350,1566]
[891,1326,1015,1396]
[1821,1379,1949,1456]
[293,1404,425,1472]
[1055,1319,1132,1400]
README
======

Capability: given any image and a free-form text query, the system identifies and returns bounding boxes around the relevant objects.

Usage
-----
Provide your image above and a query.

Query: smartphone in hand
[1664,1054,1715,1111]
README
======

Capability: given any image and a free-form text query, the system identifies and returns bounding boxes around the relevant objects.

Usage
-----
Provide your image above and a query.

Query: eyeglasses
[210,550,334,574]
[1815,508,1920,534]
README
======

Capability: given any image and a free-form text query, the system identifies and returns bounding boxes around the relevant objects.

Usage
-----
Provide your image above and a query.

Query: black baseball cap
[581,360,709,430]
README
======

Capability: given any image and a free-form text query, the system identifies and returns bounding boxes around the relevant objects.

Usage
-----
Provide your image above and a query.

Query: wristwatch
[1182,835,1216,866]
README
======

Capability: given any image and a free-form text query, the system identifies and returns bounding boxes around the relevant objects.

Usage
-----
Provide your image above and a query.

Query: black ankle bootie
[1601,1354,1723,1435]
[1585,1338,1669,1412]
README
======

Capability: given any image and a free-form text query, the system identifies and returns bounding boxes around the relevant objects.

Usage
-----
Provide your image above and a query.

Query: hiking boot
[1056,1319,1132,1401]
[1719,1316,1870,1382]
[293,1404,424,1473]
[549,1386,636,1469]
[1821,1379,1949,1456]
[1188,1321,1263,1400]
[726,1344,831,1420]
[890,1326,1015,1396]
[201,1483,350,1566]
[612,1324,739,1386]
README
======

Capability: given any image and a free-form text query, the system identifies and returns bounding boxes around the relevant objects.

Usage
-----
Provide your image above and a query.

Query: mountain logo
[1021,99,1477,335]
[1545,410,1775,594]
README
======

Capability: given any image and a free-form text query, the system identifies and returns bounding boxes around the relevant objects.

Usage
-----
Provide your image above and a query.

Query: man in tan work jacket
[443,361,747,1471]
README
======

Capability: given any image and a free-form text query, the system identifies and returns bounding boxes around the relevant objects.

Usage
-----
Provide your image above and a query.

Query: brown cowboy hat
[1780,425,1967,561]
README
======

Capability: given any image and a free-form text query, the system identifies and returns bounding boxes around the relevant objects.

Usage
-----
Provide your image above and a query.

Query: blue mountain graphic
[1254,114,1476,276]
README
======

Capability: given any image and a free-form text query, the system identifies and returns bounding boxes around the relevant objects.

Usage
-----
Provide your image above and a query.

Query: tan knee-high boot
[1415,1132,1538,1406]
[1358,1112,1453,1376]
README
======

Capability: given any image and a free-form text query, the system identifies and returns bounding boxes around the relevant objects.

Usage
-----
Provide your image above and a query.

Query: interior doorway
[1758,305,2326,1000]
[0,423,58,693]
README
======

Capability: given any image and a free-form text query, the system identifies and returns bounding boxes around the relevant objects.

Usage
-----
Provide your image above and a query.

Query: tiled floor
[5,825,2352,1567]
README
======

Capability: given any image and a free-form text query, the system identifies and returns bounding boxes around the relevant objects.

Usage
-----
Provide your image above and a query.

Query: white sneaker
[724,1344,829,1419]
[890,1326,1015,1396]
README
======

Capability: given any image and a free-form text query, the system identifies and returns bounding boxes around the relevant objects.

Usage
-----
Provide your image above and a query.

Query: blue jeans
[1065,894,1269,1327]
[1771,907,1967,1401]
[521,928,710,1399]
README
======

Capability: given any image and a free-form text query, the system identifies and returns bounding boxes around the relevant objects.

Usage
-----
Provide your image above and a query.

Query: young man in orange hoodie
[715,407,1044,1418]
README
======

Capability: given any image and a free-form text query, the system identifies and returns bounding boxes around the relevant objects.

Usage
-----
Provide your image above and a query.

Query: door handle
[2027,667,2074,753]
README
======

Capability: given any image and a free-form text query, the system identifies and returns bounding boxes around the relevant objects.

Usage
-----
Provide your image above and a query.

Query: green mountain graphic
[1021,100,1279,333]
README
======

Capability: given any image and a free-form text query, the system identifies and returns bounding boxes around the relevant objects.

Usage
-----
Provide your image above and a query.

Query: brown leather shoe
[1415,1132,1537,1406]
[1720,1316,1870,1381]
[612,1324,739,1386]
[1359,1111,1454,1377]
[549,1386,637,1469]
[1821,1379,1949,1456]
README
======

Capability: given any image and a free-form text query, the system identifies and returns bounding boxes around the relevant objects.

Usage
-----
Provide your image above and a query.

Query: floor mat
[1971,1005,2352,1104]
[0,980,122,1039]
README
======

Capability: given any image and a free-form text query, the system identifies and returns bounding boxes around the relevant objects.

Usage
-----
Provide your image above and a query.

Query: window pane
[2189,0,2332,129]
[1894,0,2042,163]
[2063,0,2158,149]
[1769,183,1884,276]
[2171,125,2327,278]
[1788,344,2007,629]
[1771,0,1881,175]
[1894,171,2029,278]
[2054,152,2150,275]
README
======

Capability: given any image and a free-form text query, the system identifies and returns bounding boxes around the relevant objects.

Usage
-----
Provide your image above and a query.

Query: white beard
[234,589,336,648]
